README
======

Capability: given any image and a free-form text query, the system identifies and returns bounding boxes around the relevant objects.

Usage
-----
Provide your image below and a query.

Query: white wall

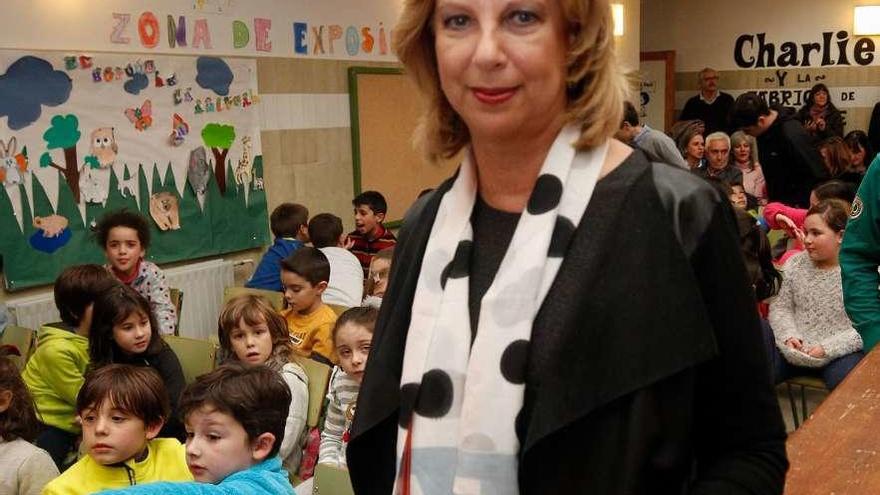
[641,0,869,71]
[0,0,401,60]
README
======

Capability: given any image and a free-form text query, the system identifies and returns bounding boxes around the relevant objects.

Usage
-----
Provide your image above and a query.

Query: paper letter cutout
[361,27,374,53]
[311,25,324,54]
[328,25,343,54]
[254,18,272,52]
[192,19,213,49]
[293,22,308,54]
[111,13,131,44]
[379,23,388,55]
[233,20,249,48]
[167,15,187,48]
[138,12,160,49]
[345,26,359,56]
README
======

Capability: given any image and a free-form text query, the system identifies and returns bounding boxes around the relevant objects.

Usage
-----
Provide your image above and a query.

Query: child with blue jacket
[98,363,294,495]
[246,203,309,292]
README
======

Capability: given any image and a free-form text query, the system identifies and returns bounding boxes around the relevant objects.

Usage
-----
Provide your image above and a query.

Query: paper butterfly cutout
[124,99,152,131]
[170,113,189,146]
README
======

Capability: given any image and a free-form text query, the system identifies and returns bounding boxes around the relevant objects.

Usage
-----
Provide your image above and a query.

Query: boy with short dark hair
[98,363,295,495]
[308,213,363,307]
[95,209,177,335]
[22,264,119,468]
[247,203,310,291]
[42,365,192,495]
[348,191,396,276]
[279,247,337,364]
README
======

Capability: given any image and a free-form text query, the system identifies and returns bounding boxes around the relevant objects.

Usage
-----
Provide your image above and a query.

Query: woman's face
[433,0,569,141]
[733,140,751,163]
[686,134,704,160]
[813,90,828,107]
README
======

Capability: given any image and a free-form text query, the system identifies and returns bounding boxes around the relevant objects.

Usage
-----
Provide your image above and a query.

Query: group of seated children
[710,175,865,392]
[245,191,396,302]
[7,191,394,493]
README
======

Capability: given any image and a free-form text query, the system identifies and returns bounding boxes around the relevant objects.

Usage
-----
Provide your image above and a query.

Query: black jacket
[115,343,186,440]
[758,106,828,207]
[348,151,788,494]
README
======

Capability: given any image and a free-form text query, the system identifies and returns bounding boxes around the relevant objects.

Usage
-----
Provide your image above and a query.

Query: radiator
[7,259,234,341]
[164,259,235,340]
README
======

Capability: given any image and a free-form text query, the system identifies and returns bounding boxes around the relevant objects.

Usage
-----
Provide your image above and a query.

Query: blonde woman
[730,130,767,206]
[348,1,787,493]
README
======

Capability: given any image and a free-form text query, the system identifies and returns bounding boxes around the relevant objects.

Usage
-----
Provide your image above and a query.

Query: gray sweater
[632,125,689,169]
[769,252,863,367]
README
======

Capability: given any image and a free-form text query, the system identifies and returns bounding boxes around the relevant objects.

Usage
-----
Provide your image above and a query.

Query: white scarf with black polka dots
[395,124,608,495]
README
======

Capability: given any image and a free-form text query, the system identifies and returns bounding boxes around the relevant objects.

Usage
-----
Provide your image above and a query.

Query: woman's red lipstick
[472,87,517,104]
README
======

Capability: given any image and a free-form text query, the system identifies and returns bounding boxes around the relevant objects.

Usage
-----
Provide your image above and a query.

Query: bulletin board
[348,67,459,227]
[0,49,269,290]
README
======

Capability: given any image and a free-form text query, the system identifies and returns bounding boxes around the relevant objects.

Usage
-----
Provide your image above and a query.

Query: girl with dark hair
[763,179,856,264]
[88,284,185,439]
[795,83,845,142]
[0,350,59,494]
[767,199,863,389]
[844,130,875,174]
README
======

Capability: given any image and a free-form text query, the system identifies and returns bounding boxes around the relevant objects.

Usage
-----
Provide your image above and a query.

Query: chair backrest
[223,286,285,311]
[169,288,183,336]
[326,304,349,316]
[291,354,332,428]
[0,326,36,371]
[313,463,355,495]
[163,335,218,384]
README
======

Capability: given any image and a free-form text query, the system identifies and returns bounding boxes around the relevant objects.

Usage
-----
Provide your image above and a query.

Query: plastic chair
[0,326,36,371]
[163,335,218,384]
[291,354,332,428]
[223,286,285,311]
[169,288,183,336]
[785,375,829,428]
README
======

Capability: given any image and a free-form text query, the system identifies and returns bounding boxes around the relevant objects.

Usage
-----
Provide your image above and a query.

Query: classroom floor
[776,384,828,434]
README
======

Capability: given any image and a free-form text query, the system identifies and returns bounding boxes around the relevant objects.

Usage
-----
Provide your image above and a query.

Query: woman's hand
[806,345,826,358]
[815,118,826,131]
[785,338,804,350]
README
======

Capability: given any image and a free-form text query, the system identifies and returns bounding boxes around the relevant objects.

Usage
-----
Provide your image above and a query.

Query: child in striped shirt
[318,307,378,467]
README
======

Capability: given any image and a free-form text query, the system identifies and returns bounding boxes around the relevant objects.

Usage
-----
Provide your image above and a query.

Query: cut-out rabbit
[0,137,29,187]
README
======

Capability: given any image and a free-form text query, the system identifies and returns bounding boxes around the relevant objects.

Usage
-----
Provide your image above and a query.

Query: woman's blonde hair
[729,131,759,170]
[393,0,627,162]
[218,294,291,371]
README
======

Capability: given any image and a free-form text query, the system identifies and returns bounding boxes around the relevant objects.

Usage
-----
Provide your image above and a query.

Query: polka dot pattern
[462,433,496,452]
[527,174,563,215]
[399,382,420,428]
[415,369,454,418]
[499,340,529,384]
[548,216,576,258]
[440,240,472,290]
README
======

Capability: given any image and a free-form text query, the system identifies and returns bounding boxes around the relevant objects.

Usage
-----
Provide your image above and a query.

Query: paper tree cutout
[201,123,234,194]
[39,114,82,203]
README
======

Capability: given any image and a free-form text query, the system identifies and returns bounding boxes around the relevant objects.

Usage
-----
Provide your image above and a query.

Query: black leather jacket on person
[348,150,788,494]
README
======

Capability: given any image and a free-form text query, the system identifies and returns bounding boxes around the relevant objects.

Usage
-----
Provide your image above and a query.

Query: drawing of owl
[90,128,118,168]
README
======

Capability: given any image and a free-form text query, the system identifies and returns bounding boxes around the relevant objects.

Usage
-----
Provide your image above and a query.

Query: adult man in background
[679,67,734,135]
[730,92,827,207]
[616,101,688,169]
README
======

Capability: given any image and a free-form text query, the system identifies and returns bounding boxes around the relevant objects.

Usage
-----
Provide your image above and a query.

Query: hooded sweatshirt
[96,457,294,495]
[21,324,90,433]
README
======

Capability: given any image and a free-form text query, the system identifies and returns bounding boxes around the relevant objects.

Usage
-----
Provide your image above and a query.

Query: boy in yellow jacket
[42,365,192,495]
